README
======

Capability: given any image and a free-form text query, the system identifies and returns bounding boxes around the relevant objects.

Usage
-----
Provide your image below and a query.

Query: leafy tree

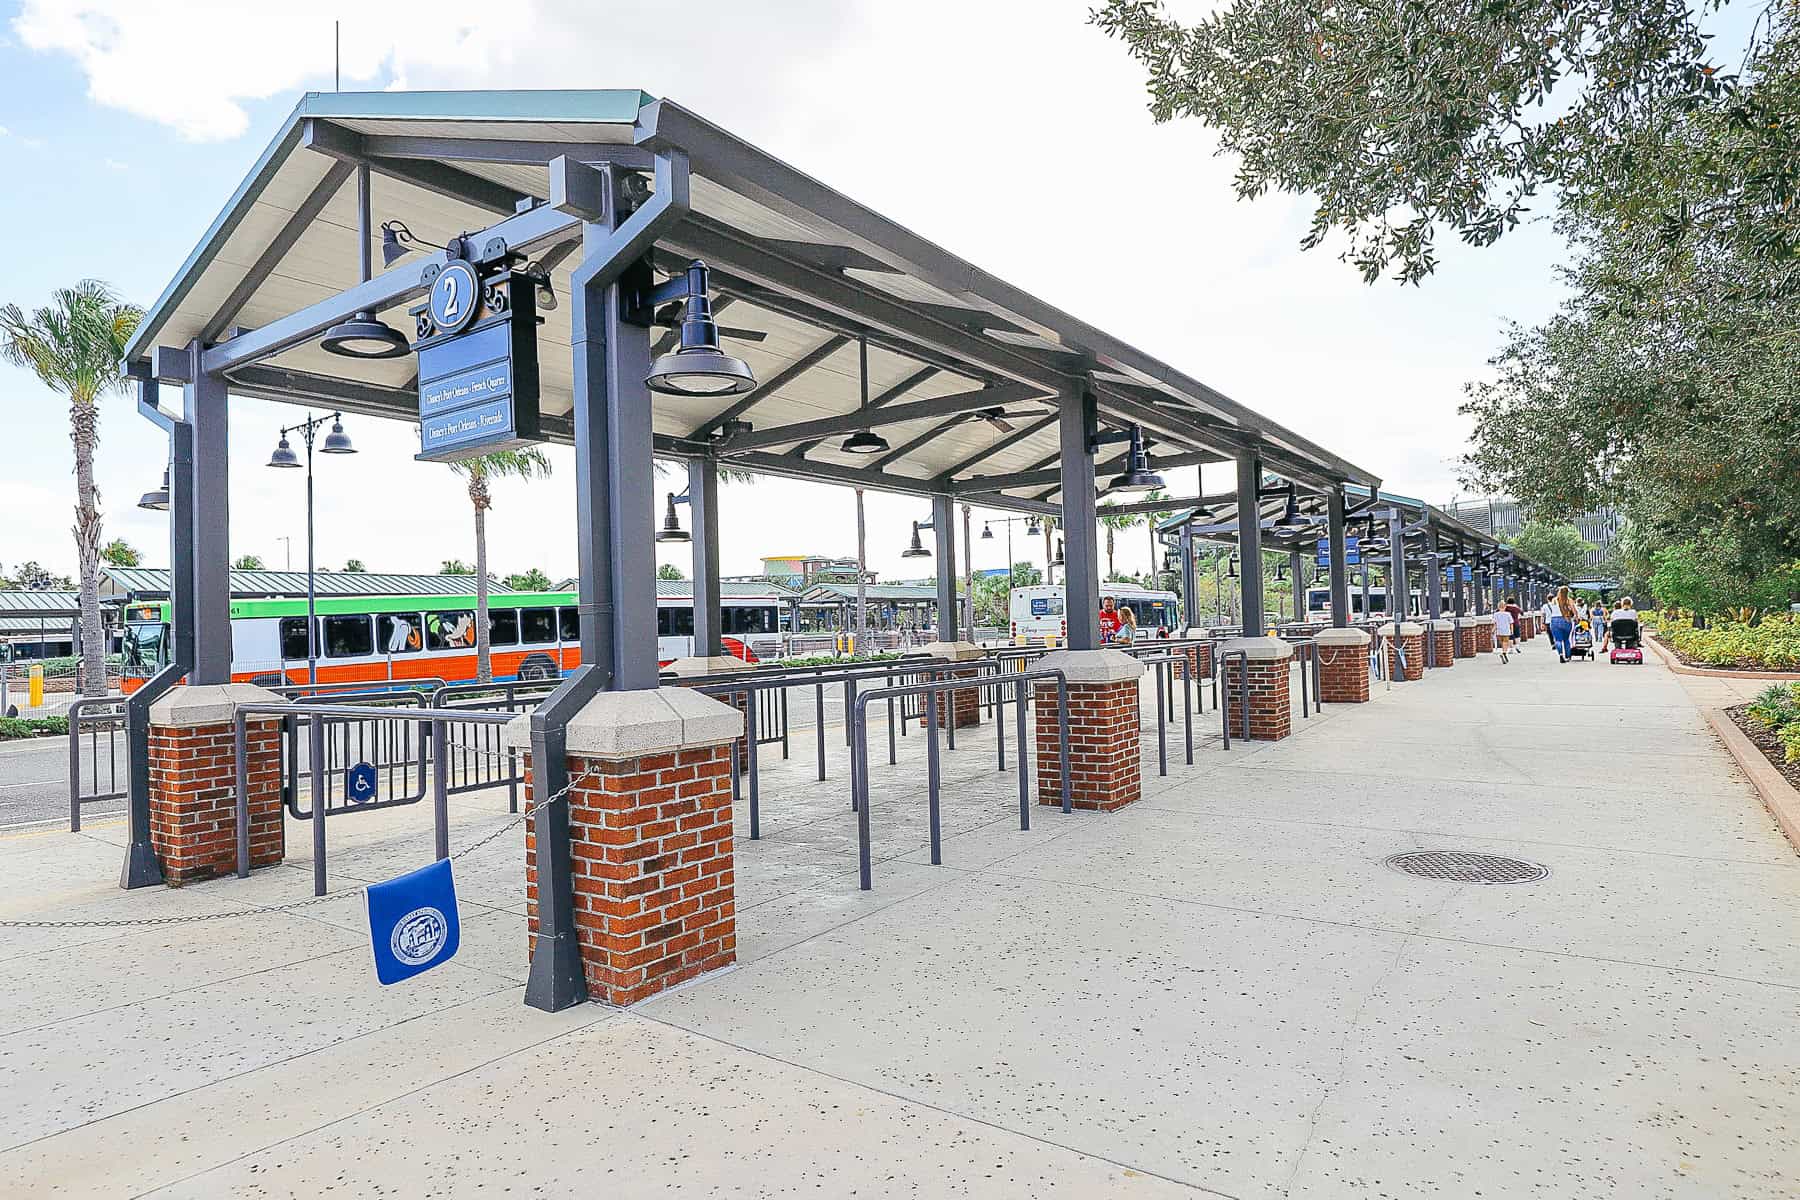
[1,280,143,696]
[655,563,687,581]
[444,448,553,680]
[506,567,554,591]
[2,561,75,590]
[100,538,141,567]
[439,560,472,575]
[1507,521,1595,581]
[232,554,265,571]
[1093,0,1753,284]
[342,558,367,573]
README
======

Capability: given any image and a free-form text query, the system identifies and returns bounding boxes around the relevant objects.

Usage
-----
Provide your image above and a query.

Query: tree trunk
[1146,519,1159,588]
[1105,525,1115,579]
[71,400,106,698]
[471,477,491,682]
[1044,520,1055,584]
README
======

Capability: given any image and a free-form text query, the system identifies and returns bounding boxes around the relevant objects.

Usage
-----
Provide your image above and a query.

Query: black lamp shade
[656,493,690,543]
[321,311,410,359]
[981,523,994,540]
[901,521,931,558]
[320,420,355,454]
[138,468,171,511]
[1103,425,1163,494]
[646,263,756,396]
[840,428,889,455]
[268,436,302,469]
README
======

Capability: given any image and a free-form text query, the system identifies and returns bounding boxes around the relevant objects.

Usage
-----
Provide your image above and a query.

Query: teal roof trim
[297,88,654,124]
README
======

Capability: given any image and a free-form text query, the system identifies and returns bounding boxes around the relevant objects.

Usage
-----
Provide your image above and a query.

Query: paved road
[0,729,125,830]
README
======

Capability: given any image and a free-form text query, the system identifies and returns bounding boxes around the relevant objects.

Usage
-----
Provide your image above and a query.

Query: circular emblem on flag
[390,906,450,966]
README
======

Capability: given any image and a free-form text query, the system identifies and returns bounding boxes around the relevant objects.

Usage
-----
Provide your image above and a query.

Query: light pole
[277,536,293,571]
[267,412,355,686]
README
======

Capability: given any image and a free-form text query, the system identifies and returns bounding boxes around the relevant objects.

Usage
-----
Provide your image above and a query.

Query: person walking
[1502,595,1525,654]
[1540,594,1559,647]
[1118,604,1138,645]
[1098,596,1122,644]
[1591,598,1611,652]
[1492,603,1516,663]
[1550,585,1579,662]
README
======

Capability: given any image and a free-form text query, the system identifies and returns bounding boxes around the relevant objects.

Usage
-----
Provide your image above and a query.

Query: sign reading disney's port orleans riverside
[412,259,542,463]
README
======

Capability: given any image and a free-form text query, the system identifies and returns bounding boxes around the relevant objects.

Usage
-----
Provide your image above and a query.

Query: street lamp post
[267,412,355,686]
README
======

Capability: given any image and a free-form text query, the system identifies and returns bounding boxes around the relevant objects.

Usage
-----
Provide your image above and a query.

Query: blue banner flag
[366,858,460,985]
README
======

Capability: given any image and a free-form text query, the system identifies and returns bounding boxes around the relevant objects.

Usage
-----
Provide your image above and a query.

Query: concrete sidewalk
[0,640,1795,1197]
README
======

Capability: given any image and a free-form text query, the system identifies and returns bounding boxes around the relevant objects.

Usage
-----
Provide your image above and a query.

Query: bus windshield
[125,622,168,674]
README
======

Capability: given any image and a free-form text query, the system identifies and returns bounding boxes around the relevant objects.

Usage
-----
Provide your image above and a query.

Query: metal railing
[235,700,518,896]
[66,696,127,831]
[849,667,1071,890]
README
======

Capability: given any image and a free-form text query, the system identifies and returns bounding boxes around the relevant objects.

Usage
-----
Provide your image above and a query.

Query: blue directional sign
[366,858,460,985]
[346,761,377,805]
[1443,564,1472,583]
[1316,536,1361,567]
[414,270,541,464]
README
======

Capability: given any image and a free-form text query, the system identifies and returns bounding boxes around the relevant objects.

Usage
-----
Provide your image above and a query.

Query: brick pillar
[949,667,981,729]
[1032,650,1144,811]
[1455,618,1480,658]
[143,685,287,887]
[1314,627,1372,703]
[1221,636,1295,740]
[1381,623,1425,681]
[512,686,741,1007]
[1474,616,1496,653]
[1426,621,1456,669]
[1174,639,1213,682]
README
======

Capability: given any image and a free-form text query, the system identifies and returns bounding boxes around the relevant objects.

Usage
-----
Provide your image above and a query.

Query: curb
[1703,707,1800,857]
[1646,633,1800,680]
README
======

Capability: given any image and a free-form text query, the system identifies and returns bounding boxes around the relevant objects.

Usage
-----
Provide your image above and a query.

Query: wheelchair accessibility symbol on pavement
[346,761,378,805]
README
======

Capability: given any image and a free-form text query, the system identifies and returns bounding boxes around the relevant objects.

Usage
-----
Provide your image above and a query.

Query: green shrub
[0,715,68,739]
[1782,723,1800,764]
[1747,683,1800,730]
[775,652,905,668]
[1657,613,1800,671]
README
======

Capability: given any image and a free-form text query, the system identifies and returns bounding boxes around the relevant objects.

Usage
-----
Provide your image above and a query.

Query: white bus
[1304,584,1422,621]
[1008,583,1180,642]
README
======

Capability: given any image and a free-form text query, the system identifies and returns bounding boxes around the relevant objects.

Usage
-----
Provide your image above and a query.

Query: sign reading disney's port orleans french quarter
[411,256,543,463]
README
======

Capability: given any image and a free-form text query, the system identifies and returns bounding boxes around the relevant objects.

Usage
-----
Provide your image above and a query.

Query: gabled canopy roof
[128,89,1380,511]
[101,567,494,599]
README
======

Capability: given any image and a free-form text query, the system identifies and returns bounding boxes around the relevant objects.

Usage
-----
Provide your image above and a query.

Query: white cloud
[102,156,126,170]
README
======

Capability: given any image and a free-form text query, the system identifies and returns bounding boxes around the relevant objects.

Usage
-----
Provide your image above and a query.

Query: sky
[0,0,1578,589]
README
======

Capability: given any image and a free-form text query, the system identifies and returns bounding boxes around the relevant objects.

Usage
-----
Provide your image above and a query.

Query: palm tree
[446,448,552,680]
[101,538,142,567]
[1,281,143,697]
[1098,501,1140,580]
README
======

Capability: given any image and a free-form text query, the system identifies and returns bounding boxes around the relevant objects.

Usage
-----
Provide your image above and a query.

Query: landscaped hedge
[1746,684,1800,762]
[1656,613,1800,671]
[775,652,905,668]
[0,715,69,739]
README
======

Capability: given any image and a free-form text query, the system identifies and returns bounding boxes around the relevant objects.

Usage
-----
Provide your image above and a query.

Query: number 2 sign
[427,261,481,336]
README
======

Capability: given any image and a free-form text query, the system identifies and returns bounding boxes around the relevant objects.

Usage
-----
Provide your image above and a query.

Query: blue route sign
[1316,536,1361,567]
[414,270,541,464]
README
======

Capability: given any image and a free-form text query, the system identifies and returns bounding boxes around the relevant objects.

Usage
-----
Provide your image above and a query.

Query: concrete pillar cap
[664,654,755,677]
[502,685,741,760]
[920,640,986,662]
[1469,614,1497,625]
[1454,616,1482,627]
[1425,619,1459,631]
[1219,635,1295,661]
[148,683,285,728]
[1314,627,1372,647]
[1032,647,1145,683]
[1378,622,1425,637]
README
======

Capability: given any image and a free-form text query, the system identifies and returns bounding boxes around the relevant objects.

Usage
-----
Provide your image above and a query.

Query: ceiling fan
[958,401,1056,433]
[650,302,768,343]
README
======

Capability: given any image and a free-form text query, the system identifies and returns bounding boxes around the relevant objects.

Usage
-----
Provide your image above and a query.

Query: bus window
[323,615,374,658]
[488,609,519,646]
[279,617,313,660]
[426,611,477,650]
[659,607,695,638]
[520,608,557,644]
[558,606,579,642]
[724,606,777,635]
[376,614,423,655]
[124,622,167,671]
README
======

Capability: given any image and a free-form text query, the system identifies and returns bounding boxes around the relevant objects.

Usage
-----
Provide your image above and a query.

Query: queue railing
[66,696,127,831]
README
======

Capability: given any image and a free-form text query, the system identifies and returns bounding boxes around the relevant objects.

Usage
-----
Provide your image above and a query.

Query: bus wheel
[518,653,559,681]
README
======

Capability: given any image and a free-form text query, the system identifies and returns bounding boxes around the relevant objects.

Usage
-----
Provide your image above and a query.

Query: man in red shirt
[1502,596,1525,653]
[1098,597,1122,643]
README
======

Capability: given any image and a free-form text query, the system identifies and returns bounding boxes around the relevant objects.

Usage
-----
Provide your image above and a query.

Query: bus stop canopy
[123,89,1380,510]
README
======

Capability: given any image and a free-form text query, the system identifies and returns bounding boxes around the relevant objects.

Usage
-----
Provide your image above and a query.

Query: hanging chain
[0,738,593,930]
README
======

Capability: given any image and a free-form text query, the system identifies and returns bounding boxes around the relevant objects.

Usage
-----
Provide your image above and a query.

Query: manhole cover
[1383,850,1549,885]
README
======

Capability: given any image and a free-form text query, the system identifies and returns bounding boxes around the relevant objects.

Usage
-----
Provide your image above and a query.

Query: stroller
[1609,614,1644,664]
[1569,620,1596,661]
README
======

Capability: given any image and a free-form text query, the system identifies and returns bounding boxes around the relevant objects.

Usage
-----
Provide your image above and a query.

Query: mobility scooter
[1609,614,1644,664]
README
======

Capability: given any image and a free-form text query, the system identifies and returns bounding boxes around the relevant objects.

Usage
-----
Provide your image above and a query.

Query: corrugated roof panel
[0,590,83,615]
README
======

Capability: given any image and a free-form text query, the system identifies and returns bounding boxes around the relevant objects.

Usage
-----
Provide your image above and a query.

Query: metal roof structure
[125,89,1381,512]
[802,582,939,603]
[653,578,795,601]
[100,567,494,600]
[1157,483,1537,560]
[0,590,82,617]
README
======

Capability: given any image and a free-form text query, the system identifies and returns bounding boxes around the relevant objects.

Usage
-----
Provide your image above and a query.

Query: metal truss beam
[716,383,1039,455]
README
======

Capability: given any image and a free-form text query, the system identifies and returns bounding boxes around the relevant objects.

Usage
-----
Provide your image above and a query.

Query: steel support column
[187,343,232,684]
[1236,451,1265,636]
[1288,550,1304,623]
[1058,386,1101,649]
[1327,489,1350,628]
[932,493,958,641]
[687,458,723,657]
[1386,508,1407,625]
[1425,524,1444,623]
[1179,522,1197,629]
